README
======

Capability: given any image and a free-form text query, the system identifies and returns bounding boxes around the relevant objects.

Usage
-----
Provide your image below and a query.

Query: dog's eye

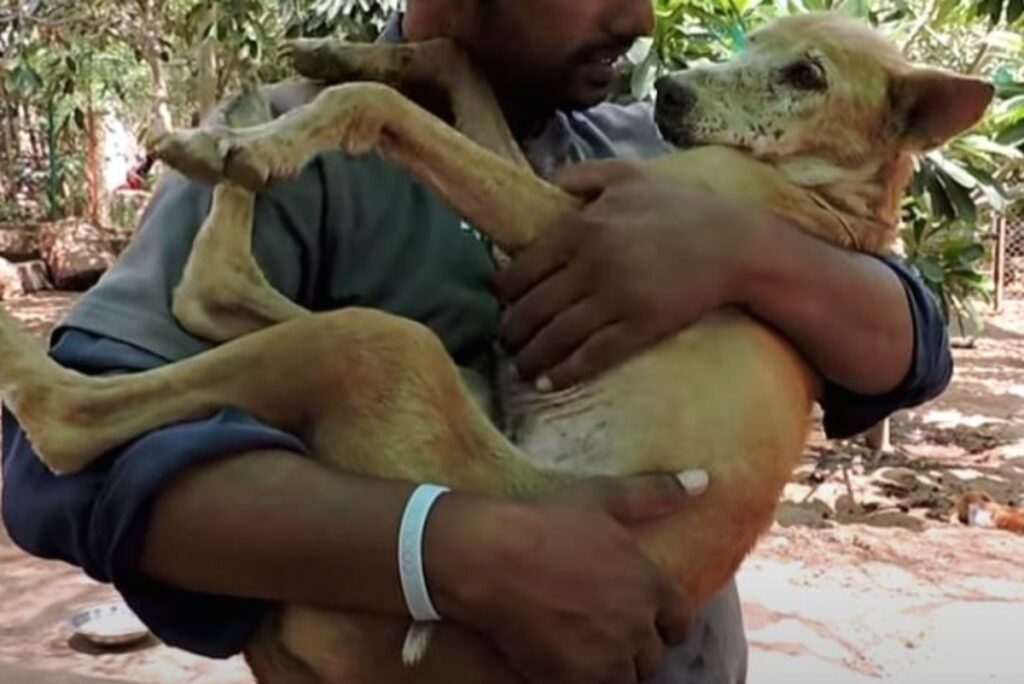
[783,60,827,91]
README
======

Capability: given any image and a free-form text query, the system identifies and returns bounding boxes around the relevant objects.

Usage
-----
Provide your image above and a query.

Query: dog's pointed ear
[891,68,995,151]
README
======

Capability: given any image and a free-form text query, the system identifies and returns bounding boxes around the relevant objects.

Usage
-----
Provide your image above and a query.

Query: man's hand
[425,471,708,683]
[495,159,761,391]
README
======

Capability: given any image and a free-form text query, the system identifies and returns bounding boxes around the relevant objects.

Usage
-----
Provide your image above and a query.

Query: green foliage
[2,0,1022,328]
[901,201,993,333]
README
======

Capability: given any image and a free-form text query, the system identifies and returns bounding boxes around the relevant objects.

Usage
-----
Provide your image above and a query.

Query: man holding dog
[3,1,952,682]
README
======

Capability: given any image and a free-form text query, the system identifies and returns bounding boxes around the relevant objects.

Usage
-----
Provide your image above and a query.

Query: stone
[0,258,53,299]
[0,223,41,261]
[38,218,118,290]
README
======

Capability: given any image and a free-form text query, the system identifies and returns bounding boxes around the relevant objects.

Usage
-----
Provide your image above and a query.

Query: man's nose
[606,0,656,39]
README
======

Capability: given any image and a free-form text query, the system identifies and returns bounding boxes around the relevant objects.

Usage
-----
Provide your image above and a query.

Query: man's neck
[396,11,556,143]
[489,83,557,143]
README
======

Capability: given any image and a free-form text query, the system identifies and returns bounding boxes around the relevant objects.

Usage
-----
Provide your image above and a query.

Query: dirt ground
[1,293,1022,683]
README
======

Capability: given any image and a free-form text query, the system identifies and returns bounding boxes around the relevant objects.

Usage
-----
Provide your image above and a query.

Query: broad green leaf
[1008,0,1024,23]
[927,152,979,189]
[915,257,946,284]
[983,30,1023,53]
[996,118,1024,145]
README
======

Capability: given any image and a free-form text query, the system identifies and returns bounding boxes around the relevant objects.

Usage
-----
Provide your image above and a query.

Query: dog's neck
[773,153,913,253]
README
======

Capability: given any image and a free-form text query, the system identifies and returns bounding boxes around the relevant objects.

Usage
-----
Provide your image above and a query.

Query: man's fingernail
[676,470,709,495]
[535,375,554,393]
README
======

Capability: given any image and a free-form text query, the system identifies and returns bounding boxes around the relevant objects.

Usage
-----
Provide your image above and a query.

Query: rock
[0,258,52,299]
[775,500,834,529]
[38,218,118,290]
[0,223,41,261]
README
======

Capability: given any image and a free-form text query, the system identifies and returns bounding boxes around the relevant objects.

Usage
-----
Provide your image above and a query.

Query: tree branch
[900,0,939,55]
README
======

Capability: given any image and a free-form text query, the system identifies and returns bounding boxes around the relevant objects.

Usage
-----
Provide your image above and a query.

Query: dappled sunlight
[918,408,1008,429]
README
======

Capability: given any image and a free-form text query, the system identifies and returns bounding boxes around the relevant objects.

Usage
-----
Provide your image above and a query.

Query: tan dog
[0,13,993,683]
[956,490,1024,534]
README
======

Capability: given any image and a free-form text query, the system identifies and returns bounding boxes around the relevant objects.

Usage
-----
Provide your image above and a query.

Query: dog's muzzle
[654,75,699,148]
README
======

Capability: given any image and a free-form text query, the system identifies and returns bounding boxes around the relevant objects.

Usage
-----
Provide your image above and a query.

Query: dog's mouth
[654,111,697,149]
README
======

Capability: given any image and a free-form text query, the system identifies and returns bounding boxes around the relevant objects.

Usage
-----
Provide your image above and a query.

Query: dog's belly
[496,308,819,496]
[503,379,619,475]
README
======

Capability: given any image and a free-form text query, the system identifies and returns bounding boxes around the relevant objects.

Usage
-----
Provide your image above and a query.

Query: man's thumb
[597,471,709,524]
[552,159,643,200]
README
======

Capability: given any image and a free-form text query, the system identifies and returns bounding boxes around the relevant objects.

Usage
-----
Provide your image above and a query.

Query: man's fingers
[540,322,641,390]
[552,159,645,200]
[655,571,695,648]
[656,581,694,647]
[494,223,579,303]
[635,625,666,681]
[607,664,640,684]
[513,297,612,381]
[500,266,588,352]
[594,472,709,524]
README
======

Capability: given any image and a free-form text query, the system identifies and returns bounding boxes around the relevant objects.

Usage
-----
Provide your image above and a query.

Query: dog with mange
[956,490,1024,534]
[0,12,994,683]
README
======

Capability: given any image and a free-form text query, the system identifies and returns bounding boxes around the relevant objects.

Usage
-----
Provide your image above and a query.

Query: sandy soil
[1,293,1021,683]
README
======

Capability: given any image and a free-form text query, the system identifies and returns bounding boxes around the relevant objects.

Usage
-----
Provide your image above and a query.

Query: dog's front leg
[284,38,528,169]
[154,83,579,255]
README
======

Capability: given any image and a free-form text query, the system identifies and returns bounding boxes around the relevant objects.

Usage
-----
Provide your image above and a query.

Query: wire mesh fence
[996,204,1024,304]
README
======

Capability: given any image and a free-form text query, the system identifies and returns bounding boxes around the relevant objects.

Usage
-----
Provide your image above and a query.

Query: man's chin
[559,84,614,110]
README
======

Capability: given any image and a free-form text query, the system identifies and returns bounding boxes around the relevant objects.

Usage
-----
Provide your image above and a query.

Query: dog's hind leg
[252,606,526,684]
[171,180,309,342]
[159,90,310,343]
[154,83,579,255]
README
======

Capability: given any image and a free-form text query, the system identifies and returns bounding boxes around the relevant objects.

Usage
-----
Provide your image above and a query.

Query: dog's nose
[655,76,697,115]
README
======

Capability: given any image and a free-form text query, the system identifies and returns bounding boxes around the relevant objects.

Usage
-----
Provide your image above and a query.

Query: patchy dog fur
[653,14,993,253]
[0,12,994,684]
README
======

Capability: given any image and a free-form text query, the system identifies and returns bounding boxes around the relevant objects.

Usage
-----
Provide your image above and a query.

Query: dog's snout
[655,76,697,116]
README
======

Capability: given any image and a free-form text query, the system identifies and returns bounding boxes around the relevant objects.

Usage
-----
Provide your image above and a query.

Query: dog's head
[955,489,996,525]
[654,13,994,177]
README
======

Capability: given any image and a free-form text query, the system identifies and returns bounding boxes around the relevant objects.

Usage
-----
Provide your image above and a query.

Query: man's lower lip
[581,62,615,80]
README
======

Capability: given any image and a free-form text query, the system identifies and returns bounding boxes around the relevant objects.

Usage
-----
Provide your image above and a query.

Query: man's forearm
[739,218,914,395]
[140,449,511,618]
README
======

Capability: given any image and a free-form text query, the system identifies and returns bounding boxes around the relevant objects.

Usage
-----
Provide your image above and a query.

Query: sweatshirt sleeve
[819,255,954,439]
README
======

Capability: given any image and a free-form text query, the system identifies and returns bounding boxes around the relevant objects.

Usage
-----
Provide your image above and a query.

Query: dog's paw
[285,38,373,84]
[151,128,233,185]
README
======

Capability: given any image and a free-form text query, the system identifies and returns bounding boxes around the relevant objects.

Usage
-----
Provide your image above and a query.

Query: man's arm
[496,160,951,424]
[739,231,951,437]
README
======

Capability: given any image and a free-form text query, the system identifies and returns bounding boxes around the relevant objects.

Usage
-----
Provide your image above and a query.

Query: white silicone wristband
[398,483,450,622]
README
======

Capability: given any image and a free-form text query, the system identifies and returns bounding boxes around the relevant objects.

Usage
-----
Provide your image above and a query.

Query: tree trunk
[0,84,10,173]
[146,55,174,139]
[23,103,43,165]
[85,96,103,226]
[136,0,173,138]
[195,3,220,121]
